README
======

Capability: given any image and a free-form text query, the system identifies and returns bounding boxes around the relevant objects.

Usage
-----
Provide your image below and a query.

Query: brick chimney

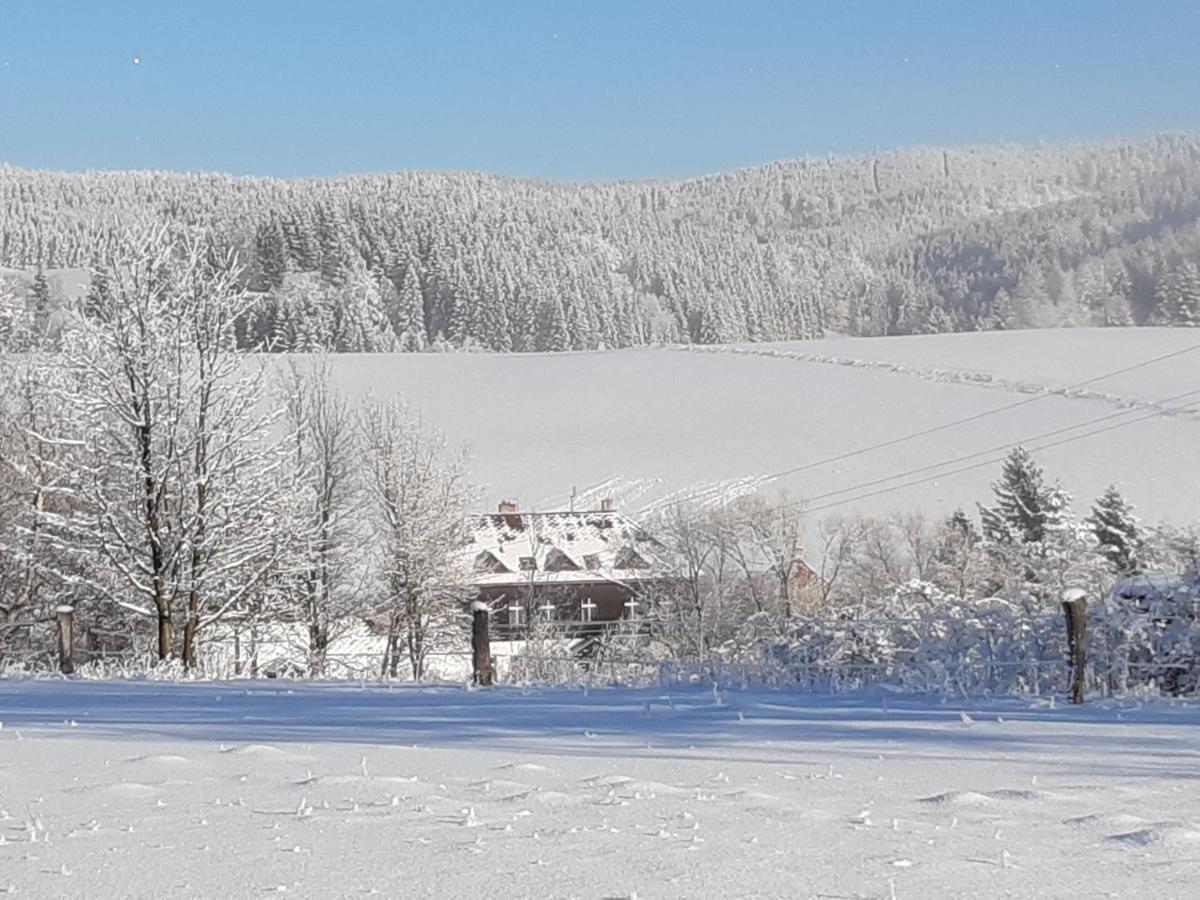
[498,499,518,514]
[599,498,615,512]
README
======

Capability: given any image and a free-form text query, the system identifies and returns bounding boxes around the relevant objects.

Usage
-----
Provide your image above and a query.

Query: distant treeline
[3,134,1200,352]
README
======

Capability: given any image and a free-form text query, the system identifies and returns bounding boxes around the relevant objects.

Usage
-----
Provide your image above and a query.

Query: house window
[581,599,597,622]
[538,602,557,621]
[508,604,524,625]
[624,598,641,618]
[583,554,600,570]
[519,556,537,571]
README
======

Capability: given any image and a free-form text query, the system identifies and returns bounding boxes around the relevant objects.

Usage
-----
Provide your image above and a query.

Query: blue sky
[1,0,1198,180]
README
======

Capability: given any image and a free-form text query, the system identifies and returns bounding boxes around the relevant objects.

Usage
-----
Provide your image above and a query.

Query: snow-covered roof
[460,508,668,588]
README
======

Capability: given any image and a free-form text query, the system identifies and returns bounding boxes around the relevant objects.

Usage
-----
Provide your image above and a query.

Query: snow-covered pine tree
[979,446,1064,544]
[285,210,321,273]
[392,263,427,351]
[978,449,1100,605]
[1176,263,1200,326]
[317,205,354,287]
[254,217,289,289]
[1088,484,1143,575]
[535,295,571,351]
[980,287,1019,331]
[29,267,53,346]
[333,263,396,352]
[479,282,513,352]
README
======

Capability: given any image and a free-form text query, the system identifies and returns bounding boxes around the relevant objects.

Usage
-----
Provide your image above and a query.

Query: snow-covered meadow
[315,327,1200,528]
[2,680,1199,898]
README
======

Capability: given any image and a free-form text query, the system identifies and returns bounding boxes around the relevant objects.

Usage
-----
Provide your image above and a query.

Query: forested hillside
[4,134,1200,351]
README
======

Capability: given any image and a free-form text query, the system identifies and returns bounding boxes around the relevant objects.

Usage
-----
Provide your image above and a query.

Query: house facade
[462,500,670,638]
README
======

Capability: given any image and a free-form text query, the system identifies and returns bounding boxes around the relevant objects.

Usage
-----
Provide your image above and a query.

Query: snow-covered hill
[312,328,1200,531]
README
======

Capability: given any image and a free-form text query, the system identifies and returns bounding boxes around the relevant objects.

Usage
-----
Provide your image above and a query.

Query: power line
[781,387,1200,510]
[794,396,1199,516]
[759,342,1200,483]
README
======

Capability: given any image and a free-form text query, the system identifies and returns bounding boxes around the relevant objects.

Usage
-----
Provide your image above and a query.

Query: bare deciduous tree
[359,396,472,680]
[0,356,79,660]
[52,225,283,665]
[278,359,365,675]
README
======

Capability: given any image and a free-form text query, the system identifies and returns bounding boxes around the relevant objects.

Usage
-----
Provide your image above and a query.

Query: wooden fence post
[56,605,75,675]
[1060,589,1088,704]
[471,600,494,686]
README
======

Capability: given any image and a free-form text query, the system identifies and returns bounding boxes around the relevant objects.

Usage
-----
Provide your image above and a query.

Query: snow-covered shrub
[714,581,1069,694]
[1090,573,1200,695]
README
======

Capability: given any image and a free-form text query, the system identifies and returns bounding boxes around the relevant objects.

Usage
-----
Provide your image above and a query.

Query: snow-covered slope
[313,328,1200,529]
[2,680,1198,898]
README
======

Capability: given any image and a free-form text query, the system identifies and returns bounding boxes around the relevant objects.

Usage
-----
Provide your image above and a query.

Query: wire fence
[3,607,1197,697]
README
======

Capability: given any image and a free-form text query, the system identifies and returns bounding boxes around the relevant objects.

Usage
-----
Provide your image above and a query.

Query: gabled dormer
[544,547,581,572]
[614,546,650,570]
[473,550,511,574]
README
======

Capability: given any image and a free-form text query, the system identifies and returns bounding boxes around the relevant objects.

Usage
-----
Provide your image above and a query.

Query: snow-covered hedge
[6,578,1197,697]
[1090,575,1200,695]
[700,582,1064,694]
[695,580,1200,697]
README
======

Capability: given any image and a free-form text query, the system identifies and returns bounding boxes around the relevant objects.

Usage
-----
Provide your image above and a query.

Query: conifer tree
[979,447,1067,544]
[535,296,571,351]
[1088,484,1143,575]
[479,283,513,352]
[394,264,427,351]
[254,218,289,288]
[30,267,52,343]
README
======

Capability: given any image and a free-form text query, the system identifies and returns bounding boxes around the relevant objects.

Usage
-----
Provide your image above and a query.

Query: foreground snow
[1,681,1199,898]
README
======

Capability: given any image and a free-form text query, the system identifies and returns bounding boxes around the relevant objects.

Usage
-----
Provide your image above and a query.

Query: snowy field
[2,680,1199,898]
[315,328,1200,527]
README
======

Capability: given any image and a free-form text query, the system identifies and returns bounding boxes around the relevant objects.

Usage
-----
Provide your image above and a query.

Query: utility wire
[758,342,1200,483]
[792,396,1199,515]
[779,386,1200,510]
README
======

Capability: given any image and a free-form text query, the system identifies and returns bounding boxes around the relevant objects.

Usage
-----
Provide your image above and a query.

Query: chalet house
[462,500,671,637]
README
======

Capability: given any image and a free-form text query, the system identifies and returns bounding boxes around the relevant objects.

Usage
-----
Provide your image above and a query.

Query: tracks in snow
[678,344,1200,420]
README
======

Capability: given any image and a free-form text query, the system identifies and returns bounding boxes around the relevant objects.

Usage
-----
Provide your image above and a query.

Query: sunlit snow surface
[310,328,1200,530]
[2,680,1199,898]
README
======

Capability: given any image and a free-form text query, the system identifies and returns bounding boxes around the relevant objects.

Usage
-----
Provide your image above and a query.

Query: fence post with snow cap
[56,605,75,675]
[1060,589,1088,704]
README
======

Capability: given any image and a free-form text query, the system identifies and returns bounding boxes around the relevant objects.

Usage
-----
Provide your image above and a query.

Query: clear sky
[1,0,1198,180]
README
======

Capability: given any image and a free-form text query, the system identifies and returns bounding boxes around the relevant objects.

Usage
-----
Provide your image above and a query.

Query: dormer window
[614,547,650,570]
[544,548,580,572]
[519,556,537,571]
[474,550,510,574]
[583,554,600,570]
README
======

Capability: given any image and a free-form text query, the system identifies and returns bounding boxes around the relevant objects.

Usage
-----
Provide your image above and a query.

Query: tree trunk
[182,615,199,671]
[382,619,401,678]
[56,605,74,675]
[156,604,173,662]
[1061,589,1088,704]
[308,621,328,678]
[471,601,493,686]
[406,594,425,681]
